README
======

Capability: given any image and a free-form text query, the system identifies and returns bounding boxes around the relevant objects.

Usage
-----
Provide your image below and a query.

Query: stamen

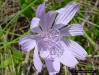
[41,29,60,42]
[40,29,63,59]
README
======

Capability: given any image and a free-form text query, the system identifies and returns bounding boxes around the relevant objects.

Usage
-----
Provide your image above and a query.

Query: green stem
[84,29,96,48]
[78,17,99,28]
[0,30,30,50]
[0,0,37,37]
[64,66,68,75]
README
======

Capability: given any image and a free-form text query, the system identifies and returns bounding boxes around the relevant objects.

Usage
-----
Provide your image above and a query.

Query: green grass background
[0,0,99,75]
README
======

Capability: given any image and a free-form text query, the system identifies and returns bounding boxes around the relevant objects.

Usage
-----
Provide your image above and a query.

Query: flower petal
[47,11,57,27]
[33,44,43,72]
[38,41,50,59]
[42,11,57,30]
[38,40,49,51]
[45,59,60,74]
[60,24,84,36]
[39,11,57,31]
[36,2,45,18]
[60,41,78,68]
[19,35,37,52]
[30,17,41,33]
[62,39,88,60]
[54,2,80,29]
[40,50,50,59]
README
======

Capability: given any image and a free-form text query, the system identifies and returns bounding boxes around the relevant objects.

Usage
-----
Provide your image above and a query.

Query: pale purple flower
[19,2,88,75]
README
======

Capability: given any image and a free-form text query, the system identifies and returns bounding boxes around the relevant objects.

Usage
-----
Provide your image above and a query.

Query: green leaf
[18,0,25,3]
[22,3,34,18]
[85,47,92,54]
[25,0,31,3]
[86,66,93,70]
[0,0,37,37]
[93,27,99,37]
[1,59,11,67]
[12,50,23,64]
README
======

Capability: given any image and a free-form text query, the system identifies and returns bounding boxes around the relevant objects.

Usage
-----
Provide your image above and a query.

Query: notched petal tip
[81,53,88,60]
[70,2,80,7]
[19,35,36,52]
[45,59,60,74]
[54,2,81,29]
[36,2,45,18]
[59,41,78,68]
[69,64,78,68]
[30,17,42,33]
[60,24,84,36]
[62,39,88,61]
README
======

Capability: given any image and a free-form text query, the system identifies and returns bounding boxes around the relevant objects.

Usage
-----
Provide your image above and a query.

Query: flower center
[40,29,63,59]
[41,29,60,45]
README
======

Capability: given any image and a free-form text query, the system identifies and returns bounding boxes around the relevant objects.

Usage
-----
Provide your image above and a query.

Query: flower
[19,2,88,75]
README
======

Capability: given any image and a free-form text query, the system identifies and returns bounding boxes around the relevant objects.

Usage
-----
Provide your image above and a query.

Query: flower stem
[84,30,96,48]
